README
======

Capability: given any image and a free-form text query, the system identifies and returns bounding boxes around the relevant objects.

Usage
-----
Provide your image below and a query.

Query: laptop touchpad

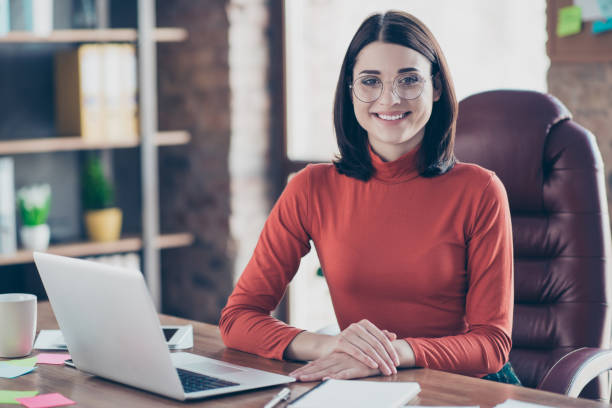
[183,362,244,375]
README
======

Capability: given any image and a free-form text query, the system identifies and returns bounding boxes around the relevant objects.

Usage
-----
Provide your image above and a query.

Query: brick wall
[548,63,612,219]
[156,0,234,323]
[154,0,281,323]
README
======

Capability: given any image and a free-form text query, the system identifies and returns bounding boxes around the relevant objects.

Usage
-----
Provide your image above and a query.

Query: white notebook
[288,379,420,408]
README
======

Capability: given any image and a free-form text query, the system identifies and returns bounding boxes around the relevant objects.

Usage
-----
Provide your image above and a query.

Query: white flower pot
[20,224,50,251]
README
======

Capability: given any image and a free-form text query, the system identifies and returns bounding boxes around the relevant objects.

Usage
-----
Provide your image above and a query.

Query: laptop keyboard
[176,368,239,393]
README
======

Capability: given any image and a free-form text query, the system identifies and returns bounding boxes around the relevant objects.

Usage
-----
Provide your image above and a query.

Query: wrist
[284,331,334,361]
[392,339,416,368]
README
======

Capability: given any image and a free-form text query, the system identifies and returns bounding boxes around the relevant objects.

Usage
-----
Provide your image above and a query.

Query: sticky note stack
[1,353,76,406]
[0,357,37,379]
[0,390,39,405]
[16,393,76,408]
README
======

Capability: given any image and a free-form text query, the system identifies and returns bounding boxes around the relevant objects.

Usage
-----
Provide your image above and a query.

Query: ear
[432,73,442,102]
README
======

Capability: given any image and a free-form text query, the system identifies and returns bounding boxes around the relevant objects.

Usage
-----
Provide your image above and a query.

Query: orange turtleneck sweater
[220,146,514,378]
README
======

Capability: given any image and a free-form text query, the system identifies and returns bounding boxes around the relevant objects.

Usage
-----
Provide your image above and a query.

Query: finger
[384,330,397,341]
[291,358,337,378]
[351,325,397,374]
[297,364,342,382]
[346,333,394,375]
[361,321,400,367]
[290,363,321,377]
[290,360,325,377]
[359,321,399,367]
[329,367,369,380]
[337,341,378,369]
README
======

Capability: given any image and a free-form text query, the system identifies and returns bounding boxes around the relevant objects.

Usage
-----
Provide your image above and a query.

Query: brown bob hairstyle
[333,11,458,181]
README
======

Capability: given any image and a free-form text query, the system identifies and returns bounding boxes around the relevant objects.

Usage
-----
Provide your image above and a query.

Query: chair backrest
[454,90,612,400]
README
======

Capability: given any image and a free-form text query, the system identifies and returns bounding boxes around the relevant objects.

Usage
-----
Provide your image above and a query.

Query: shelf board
[0,28,188,43]
[0,232,195,266]
[0,131,191,155]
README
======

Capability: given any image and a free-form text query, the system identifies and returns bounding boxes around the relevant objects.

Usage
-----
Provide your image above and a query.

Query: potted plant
[16,183,51,251]
[82,155,122,242]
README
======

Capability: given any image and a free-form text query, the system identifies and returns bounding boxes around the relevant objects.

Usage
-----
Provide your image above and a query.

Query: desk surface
[1,302,609,407]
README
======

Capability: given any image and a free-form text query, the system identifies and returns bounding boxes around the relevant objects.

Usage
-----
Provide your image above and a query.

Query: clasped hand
[289,319,400,381]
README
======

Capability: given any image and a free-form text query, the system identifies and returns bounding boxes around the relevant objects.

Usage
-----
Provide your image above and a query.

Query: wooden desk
[1,302,609,407]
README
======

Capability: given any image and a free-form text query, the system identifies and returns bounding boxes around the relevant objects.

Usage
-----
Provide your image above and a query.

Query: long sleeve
[219,168,313,360]
[404,175,514,377]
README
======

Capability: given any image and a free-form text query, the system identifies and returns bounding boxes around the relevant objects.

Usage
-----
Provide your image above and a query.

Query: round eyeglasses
[349,72,433,103]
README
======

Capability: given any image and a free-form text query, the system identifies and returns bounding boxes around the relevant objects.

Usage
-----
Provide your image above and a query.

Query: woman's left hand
[289,351,382,381]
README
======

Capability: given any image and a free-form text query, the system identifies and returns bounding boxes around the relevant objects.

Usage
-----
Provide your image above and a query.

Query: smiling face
[352,41,441,162]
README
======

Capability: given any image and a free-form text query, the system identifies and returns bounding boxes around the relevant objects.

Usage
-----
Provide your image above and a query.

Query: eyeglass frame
[348,72,435,103]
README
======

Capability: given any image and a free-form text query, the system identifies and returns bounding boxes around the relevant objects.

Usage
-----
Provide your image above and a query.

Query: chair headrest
[455,90,572,212]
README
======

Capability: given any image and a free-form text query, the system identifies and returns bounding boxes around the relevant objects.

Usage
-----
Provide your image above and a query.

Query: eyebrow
[357,67,420,75]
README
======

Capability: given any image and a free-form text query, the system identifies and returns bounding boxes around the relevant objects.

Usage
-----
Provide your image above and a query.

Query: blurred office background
[0,0,610,331]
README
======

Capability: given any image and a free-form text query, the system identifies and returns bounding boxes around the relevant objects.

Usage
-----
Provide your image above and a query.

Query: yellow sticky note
[5,356,37,368]
[557,6,582,37]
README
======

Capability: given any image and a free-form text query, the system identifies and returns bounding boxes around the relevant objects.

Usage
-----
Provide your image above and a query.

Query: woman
[220,10,514,382]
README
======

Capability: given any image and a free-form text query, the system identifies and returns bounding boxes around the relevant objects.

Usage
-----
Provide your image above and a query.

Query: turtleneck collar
[368,143,421,183]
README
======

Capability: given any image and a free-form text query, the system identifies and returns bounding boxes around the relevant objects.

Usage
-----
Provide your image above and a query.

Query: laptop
[33,252,295,401]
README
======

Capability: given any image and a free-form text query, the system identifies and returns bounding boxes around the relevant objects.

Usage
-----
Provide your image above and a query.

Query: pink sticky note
[15,393,75,408]
[35,353,71,365]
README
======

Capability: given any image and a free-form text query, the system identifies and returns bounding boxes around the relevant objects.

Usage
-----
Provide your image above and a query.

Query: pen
[263,387,291,408]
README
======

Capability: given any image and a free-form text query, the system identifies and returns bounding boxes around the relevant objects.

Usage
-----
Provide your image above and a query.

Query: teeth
[377,113,406,121]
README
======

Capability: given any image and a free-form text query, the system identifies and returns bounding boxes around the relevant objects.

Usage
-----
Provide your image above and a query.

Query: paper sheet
[598,0,612,18]
[288,379,420,408]
[34,327,193,350]
[33,331,68,350]
[15,393,76,408]
[495,399,556,408]
[0,390,39,405]
[0,363,35,378]
[576,0,604,20]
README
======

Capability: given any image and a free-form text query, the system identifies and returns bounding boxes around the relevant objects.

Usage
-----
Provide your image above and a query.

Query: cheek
[352,102,371,129]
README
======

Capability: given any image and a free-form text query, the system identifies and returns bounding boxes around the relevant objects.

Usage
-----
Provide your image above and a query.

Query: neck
[368,132,424,162]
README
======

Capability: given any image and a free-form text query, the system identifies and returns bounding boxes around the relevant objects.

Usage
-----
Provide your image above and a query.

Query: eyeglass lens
[352,73,426,103]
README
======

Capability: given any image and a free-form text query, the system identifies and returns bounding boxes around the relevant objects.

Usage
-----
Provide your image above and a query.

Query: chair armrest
[537,347,612,397]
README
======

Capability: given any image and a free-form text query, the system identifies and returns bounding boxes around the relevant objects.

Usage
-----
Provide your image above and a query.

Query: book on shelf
[55,44,139,144]
[8,0,52,36]
[0,157,17,255]
[0,0,8,36]
[8,0,31,31]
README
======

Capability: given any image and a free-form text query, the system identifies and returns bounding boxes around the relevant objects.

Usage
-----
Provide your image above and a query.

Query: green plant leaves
[82,156,115,210]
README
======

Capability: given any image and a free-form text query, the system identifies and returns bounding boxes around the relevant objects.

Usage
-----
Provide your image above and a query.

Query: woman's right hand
[321,319,400,375]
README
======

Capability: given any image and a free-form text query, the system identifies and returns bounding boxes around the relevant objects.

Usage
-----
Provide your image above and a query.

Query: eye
[358,76,381,87]
[397,74,422,87]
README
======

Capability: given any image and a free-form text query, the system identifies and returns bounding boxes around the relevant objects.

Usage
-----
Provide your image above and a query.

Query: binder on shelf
[8,0,51,35]
[103,44,138,143]
[55,44,105,142]
[55,44,139,143]
[0,157,17,255]
[31,0,53,36]
[8,0,32,31]
[0,0,9,36]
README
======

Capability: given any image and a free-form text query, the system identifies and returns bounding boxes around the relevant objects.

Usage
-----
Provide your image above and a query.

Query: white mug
[0,293,37,358]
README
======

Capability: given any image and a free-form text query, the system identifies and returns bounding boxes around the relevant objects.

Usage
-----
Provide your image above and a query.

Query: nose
[377,83,401,106]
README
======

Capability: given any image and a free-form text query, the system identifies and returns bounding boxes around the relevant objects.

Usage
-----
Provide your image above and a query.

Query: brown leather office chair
[455,89,612,401]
